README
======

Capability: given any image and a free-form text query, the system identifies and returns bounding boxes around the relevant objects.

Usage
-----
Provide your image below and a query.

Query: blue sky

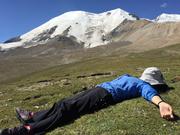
[0,0,180,42]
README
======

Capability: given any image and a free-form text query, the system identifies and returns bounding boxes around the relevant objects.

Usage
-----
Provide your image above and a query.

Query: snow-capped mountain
[1,8,180,51]
[0,8,137,50]
[155,13,180,23]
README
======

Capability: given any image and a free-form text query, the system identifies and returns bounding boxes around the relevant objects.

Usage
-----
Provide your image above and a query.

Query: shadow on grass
[151,84,174,94]
[172,114,180,122]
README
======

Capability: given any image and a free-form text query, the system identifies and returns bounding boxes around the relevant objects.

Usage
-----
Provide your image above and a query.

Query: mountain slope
[111,20,180,51]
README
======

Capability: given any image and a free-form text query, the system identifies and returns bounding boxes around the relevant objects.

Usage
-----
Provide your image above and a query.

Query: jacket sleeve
[140,84,159,102]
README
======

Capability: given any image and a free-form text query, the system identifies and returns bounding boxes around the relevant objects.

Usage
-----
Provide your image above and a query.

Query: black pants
[28,87,115,135]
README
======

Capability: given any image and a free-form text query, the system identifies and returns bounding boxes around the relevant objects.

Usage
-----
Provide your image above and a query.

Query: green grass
[0,44,180,135]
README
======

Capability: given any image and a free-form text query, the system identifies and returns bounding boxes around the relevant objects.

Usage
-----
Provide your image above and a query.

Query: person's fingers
[170,114,174,119]
[163,114,175,120]
[167,108,174,119]
[163,114,170,120]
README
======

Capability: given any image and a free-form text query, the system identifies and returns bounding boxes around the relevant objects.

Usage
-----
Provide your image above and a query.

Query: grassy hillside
[0,44,180,135]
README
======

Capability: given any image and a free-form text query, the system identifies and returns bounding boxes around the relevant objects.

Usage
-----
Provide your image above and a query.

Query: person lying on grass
[0,67,175,135]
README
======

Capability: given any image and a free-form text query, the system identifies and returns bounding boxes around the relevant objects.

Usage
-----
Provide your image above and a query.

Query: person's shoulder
[139,79,153,88]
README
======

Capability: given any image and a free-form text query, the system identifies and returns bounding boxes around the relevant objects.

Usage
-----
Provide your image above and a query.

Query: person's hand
[159,102,174,120]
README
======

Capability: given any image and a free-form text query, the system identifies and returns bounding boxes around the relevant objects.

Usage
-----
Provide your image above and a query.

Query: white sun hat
[140,67,166,85]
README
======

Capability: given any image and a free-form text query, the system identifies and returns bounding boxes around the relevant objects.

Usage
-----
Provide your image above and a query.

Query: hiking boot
[0,126,29,135]
[16,108,34,124]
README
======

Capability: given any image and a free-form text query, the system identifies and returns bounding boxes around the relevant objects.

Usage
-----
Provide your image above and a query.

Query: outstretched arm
[151,95,174,120]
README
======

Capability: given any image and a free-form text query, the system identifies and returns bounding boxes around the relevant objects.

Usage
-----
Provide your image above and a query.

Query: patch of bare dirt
[77,72,114,79]
[171,76,180,83]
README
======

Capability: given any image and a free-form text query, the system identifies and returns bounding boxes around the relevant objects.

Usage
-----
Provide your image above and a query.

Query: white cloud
[160,3,168,8]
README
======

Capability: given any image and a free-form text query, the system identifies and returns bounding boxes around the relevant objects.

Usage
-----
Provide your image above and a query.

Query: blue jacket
[97,74,159,102]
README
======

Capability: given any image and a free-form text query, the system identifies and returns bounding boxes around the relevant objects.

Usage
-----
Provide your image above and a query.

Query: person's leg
[71,87,115,115]
[32,99,65,122]
[30,87,114,134]
[0,125,32,135]
[17,88,97,124]
[16,99,65,124]
[19,87,114,134]
[28,101,68,135]
[1,100,68,135]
